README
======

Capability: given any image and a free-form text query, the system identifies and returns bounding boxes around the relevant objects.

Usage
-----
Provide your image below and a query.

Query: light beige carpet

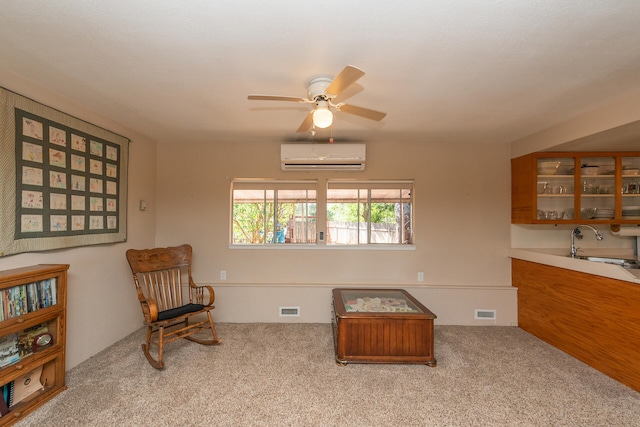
[15,324,640,426]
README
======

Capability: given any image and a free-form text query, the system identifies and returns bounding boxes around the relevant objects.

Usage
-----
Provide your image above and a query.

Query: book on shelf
[9,365,44,407]
[37,279,56,308]
[0,278,58,321]
[0,334,19,368]
[26,282,38,312]
[0,383,9,416]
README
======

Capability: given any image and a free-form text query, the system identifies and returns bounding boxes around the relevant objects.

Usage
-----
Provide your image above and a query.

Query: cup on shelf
[582,182,599,194]
[537,210,565,220]
[537,182,548,194]
[553,186,567,194]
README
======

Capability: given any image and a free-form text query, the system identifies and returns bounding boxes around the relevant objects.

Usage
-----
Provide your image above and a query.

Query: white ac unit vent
[281,143,366,171]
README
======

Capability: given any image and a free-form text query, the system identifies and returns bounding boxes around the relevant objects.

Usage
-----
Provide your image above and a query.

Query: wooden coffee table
[331,288,437,366]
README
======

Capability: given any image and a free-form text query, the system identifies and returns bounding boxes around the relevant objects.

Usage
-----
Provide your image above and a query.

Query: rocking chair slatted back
[125,244,221,369]
[127,244,193,312]
[138,267,187,312]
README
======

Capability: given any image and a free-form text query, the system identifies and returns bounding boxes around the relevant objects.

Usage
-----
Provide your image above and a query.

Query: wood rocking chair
[125,244,221,369]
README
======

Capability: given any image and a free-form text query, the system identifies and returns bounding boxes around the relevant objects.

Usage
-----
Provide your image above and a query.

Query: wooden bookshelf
[0,264,68,426]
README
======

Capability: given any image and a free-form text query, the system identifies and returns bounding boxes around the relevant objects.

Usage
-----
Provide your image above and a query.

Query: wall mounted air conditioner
[281,143,366,171]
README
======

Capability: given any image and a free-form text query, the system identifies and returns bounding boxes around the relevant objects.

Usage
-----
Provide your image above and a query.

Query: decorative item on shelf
[624,181,639,194]
[32,333,53,352]
[581,165,600,175]
[537,161,561,175]
[17,323,50,358]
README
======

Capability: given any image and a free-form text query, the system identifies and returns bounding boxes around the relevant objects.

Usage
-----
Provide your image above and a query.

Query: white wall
[0,70,157,369]
[154,138,517,325]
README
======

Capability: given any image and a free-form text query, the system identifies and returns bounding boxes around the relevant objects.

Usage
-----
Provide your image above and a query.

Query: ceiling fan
[247,65,387,133]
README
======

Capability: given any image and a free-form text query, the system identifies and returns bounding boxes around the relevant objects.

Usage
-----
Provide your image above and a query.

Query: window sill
[228,244,416,251]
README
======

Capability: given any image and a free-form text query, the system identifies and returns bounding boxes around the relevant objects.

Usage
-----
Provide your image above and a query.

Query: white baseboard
[209,283,518,326]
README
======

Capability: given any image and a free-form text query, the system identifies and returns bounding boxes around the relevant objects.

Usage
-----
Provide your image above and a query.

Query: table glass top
[339,289,423,313]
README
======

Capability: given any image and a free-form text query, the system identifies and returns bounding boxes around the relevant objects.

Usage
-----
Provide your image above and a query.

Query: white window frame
[229,179,415,249]
[326,180,414,246]
[230,179,318,245]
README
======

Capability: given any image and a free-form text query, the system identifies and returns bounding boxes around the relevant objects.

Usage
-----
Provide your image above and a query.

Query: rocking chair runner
[125,244,221,369]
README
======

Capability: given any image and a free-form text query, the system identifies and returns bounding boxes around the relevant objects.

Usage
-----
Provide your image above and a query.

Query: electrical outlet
[220,270,226,280]
[417,272,424,282]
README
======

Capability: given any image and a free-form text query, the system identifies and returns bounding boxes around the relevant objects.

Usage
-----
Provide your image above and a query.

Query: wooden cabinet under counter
[512,259,640,392]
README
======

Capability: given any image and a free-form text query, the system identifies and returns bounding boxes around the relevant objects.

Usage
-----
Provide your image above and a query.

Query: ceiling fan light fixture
[312,101,333,128]
[247,65,386,133]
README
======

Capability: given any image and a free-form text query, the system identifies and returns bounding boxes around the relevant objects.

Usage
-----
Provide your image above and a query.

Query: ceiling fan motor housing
[306,76,333,100]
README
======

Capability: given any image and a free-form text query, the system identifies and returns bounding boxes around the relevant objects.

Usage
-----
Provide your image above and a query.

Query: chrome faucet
[570,225,604,258]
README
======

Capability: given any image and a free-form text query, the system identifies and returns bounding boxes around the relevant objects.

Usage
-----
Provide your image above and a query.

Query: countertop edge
[508,248,640,284]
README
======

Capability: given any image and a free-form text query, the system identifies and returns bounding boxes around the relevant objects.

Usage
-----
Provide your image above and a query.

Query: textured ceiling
[2,1,640,147]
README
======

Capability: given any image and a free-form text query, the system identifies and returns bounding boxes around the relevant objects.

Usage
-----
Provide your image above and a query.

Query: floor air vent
[475,309,496,320]
[279,306,300,317]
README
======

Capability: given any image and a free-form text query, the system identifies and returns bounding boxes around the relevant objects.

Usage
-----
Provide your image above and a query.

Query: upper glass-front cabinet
[511,152,640,224]
[622,156,640,220]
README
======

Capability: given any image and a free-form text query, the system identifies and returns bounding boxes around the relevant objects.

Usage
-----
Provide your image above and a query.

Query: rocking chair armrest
[189,278,215,306]
[197,284,215,306]
[140,297,159,322]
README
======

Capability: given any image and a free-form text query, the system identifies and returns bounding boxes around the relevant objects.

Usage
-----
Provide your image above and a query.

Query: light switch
[139,200,147,211]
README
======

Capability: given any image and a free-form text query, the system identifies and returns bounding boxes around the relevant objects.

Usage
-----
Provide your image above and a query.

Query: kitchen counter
[508,248,640,284]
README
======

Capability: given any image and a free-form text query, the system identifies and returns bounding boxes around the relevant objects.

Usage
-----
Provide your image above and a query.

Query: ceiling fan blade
[248,95,307,102]
[296,111,314,132]
[325,65,365,97]
[338,104,387,121]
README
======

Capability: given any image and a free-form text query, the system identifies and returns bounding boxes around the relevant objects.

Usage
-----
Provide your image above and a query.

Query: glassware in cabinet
[621,156,640,220]
[579,156,616,220]
[535,157,574,221]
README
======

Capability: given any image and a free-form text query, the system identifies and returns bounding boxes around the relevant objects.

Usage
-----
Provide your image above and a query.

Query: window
[230,179,413,246]
[326,180,413,245]
[231,180,317,244]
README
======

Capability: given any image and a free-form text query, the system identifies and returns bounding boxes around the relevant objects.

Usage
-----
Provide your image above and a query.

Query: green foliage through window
[232,184,317,244]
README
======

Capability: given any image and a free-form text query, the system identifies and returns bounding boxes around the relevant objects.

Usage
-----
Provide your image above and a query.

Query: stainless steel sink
[573,256,640,269]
